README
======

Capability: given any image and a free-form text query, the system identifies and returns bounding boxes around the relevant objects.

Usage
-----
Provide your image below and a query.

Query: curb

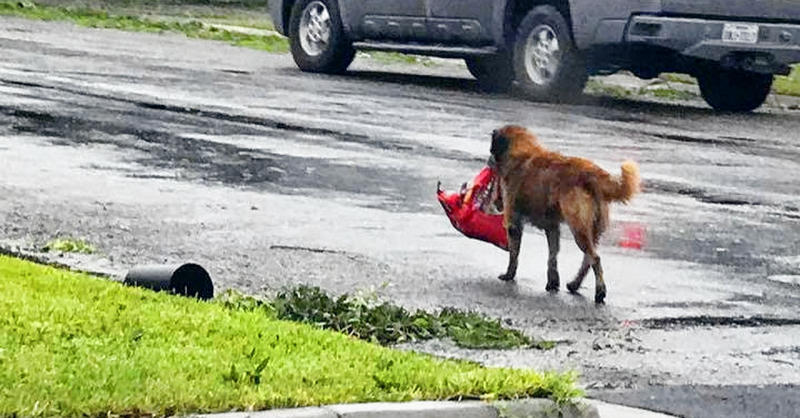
[586,400,677,418]
[186,400,588,418]
[0,241,119,279]
[186,399,676,418]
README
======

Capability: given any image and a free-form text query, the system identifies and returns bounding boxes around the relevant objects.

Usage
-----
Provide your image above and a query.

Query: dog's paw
[546,270,560,292]
[594,288,606,304]
[566,281,581,294]
[498,273,516,282]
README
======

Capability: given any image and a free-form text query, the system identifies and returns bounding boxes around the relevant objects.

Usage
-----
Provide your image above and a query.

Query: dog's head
[488,125,534,168]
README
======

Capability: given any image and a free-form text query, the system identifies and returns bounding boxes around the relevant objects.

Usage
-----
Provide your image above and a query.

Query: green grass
[0,1,289,53]
[646,87,696,101]
[33,0,275,25]
[42,237,96,254]
[585,79,634,99]
[586,79,698,101]
[34,0,270,8]
[664,69,800,98]
[364,51,437,67]
[0,255,580,417]
[196,15,274,30]
[774,66,800,96]
[660,73,696,85]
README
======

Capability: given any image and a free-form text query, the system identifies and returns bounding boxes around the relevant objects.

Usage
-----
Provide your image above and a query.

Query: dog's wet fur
[488,125,641,304]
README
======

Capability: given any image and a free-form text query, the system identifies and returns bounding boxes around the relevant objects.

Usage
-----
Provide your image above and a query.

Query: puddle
[767,275,800,286]
[646,178,762,207]
[640,315,800,329]
[649,132,736,146]
[3,105,434,213]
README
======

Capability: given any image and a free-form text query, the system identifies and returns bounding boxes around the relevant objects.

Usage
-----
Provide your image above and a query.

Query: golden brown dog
[488,125,640,304]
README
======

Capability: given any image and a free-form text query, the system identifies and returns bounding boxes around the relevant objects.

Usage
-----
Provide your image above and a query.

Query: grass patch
[645,87,696,101]
[42,237,96,254]
[363,51,437,67]
[0,1,288,53]
[243,285,550,350]
[0,255,580,417]
[585,79,634,99]
[774,66,800,97]
[194,15,274,30]
[664,69,800,98]
[34,0,271,8]
[660,73,696,85]
[34,0,276,27]
[586,79,697,101]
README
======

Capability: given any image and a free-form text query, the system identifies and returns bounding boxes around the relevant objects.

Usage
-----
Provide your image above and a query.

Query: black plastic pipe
[123,263,214,300]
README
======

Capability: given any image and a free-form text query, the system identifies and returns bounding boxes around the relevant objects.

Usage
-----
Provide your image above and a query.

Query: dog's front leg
[545,226,560,291]
[499,212,522,282]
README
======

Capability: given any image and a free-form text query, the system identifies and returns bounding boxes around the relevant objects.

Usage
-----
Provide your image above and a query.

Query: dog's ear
[490,129,509,158]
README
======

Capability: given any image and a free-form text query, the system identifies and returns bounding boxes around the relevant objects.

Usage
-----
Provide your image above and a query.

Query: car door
[342,0,429,41]
[427,0,497,45]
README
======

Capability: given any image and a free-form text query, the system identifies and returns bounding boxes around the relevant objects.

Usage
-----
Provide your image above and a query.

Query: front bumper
[626,15,800,73]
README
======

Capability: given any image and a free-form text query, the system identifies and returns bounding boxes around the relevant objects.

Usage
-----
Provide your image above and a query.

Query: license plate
[722,23,759,44]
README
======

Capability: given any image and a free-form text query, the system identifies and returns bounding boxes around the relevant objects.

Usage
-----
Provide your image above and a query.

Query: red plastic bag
[437,166,508,251]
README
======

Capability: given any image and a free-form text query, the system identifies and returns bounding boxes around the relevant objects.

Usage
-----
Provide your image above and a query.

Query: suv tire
[697,69,773,112]
[512,5,587,101]
[288,0,355,74]
[465,54,514,93]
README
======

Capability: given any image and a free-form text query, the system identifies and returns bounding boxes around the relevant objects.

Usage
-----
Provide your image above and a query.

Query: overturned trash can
[124,263,214,300]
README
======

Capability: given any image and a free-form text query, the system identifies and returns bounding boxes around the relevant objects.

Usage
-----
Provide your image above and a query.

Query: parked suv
[270,0,800,112]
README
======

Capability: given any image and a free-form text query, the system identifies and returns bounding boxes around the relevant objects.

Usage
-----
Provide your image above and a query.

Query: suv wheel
[288,0,355,74]
[697,69,773,112]
[512,5,587,101]
[465,54,514,93]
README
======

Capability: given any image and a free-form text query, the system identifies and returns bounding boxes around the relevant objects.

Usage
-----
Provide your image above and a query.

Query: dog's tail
[599,160,641,203]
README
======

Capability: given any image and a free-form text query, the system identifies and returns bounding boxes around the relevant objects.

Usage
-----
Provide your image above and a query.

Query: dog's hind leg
[560,190,604,302]
[566,246,594,294]
[592,254,606,304]
[590,204,607,303]
[565,229,605,303]
[545,226,560,291]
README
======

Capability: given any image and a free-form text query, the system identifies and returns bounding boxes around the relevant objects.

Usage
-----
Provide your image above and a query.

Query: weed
[272,285,440,345]
[645,87,696,101]
[42,237,96,254]
[438,308,531,349]
[217,288,274,314]
[260,285,553,350]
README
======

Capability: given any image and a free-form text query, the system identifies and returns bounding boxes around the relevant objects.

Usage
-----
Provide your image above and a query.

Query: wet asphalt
[1,17,799,418]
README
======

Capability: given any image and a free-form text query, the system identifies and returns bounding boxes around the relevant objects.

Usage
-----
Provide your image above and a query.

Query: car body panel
[270,0,800,69]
